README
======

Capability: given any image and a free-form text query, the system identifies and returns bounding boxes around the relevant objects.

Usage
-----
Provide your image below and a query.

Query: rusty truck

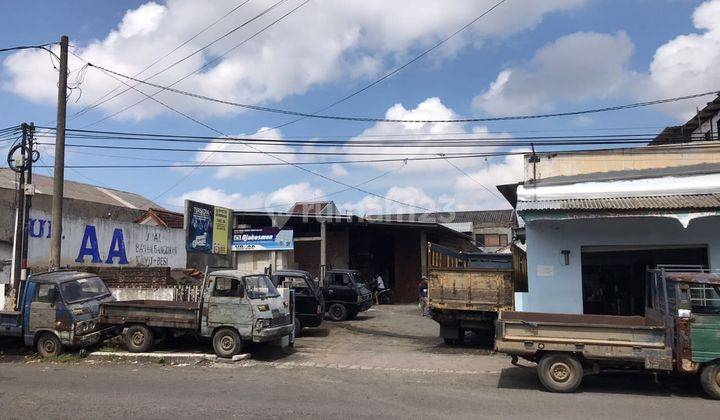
[0,270,118,357]
[495,268,720,399]
[99,270,293,358]
[427,243,521,345]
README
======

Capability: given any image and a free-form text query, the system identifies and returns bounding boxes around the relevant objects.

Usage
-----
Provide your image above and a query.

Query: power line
[88,63,720,124]
[0,43,54,53]
[70,0,253,120]
[72,50,436,212]
[82,0,306,128]
[265,0,510,131]
[442,155,504,200]
[242,161,409,211]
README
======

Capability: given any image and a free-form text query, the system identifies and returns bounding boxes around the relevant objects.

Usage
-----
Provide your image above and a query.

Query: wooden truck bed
[495,311,673,370]
[428,268,514,312]
[99,300,200,330]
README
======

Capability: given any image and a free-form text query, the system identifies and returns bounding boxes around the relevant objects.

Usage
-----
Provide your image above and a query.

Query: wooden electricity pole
[50,35,68,269]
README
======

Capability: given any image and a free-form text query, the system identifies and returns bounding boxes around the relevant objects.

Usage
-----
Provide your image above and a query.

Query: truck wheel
[538,353,584,393]
[36,332,63,358]
[327,303,348,321]
[125,324,154,353]
[294,318,303,337]
[700,362,720,399]
[213,328,243,358]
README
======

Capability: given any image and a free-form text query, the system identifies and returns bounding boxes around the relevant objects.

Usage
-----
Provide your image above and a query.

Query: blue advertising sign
[187,201,213,253]
[232,227,294,251]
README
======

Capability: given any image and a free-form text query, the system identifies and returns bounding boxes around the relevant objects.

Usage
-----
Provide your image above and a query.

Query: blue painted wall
[521,215,720,314]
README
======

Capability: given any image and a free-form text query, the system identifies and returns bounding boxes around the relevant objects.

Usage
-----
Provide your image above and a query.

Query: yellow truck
[427,243,518,345]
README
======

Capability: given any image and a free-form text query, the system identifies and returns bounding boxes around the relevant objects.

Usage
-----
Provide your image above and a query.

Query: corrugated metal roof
[368,209,516,227]
[0,168,162,210]
[517,193,720,212]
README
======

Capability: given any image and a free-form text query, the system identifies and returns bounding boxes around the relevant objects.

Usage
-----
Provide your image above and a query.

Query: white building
[507,141,720,315]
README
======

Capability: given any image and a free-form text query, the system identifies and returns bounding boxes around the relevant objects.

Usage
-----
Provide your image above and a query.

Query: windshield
[353,273,370,291]
[244,275,280,299]
[60,277,110,303]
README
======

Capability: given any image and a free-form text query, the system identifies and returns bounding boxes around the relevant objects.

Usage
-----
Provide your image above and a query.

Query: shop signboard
[231,227,294,251]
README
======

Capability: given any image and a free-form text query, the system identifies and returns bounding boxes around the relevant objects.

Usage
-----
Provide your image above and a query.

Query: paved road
[0,360,717,419]
[1,305,717,419]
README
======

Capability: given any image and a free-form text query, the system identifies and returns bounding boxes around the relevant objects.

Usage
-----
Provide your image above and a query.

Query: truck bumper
[252,324,293,343]
[353,299,373,313]
[72,326,120,348]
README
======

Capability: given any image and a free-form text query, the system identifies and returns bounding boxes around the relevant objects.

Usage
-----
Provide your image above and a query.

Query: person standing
[373,274,385,304]
[418,276,429,316]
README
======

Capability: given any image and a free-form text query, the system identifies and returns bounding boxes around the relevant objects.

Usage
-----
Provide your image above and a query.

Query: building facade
[507,142,720,315]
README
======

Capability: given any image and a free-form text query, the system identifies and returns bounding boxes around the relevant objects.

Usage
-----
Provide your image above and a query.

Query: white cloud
[1,0,585,120]
[473,0,720,121]
[342,97,511,172]
[330,163,348,177]
[193,127,303,179]
[169,182,324,211]
[642,0,720,119]
[472,31,636,116]
[339,186,440,215]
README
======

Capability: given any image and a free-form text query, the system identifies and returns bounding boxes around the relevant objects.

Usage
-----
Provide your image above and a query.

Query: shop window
[476,234,508,247]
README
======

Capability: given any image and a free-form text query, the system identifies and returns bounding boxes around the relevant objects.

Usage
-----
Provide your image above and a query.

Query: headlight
[257,304,270,312]
[255,318,271,330]
[73,308,89,316]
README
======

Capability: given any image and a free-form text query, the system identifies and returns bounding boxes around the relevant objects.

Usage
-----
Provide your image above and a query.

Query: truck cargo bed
[99,300,200,330]
[0,310,22,337]
[428,268,514,312]
[496,311,672,369]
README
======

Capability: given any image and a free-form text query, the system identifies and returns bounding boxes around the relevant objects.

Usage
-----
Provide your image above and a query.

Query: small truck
[495,268,720,399]
[322,269,373,321]
[428,266,514,345]
[99,270,293,357]
[0,270,117,357]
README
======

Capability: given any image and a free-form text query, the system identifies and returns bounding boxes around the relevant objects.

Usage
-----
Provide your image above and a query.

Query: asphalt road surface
[0,361,717,419]
[1,306,717,419]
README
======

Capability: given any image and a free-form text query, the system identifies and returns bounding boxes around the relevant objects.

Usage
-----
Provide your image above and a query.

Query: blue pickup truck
[0,270,118,357]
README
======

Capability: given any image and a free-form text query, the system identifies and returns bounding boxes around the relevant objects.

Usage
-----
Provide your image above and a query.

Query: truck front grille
[270,315,291,327]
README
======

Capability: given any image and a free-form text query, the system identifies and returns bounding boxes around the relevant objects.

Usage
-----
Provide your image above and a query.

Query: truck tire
[294,317,303,337]
[538,353,584,393]
[212,328,243,358]
[700,361,720,399]
[327,303,348,321]
[125,324,154,353]
[36,332,63,358]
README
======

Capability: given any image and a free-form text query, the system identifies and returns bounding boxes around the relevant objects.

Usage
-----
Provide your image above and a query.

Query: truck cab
[0,271,116,357]
[322,269,373,321]
[272,269,324,335]
[200,270,293,355]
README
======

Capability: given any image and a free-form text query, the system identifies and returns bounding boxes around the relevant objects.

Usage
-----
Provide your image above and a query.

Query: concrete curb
[87,351,251,364]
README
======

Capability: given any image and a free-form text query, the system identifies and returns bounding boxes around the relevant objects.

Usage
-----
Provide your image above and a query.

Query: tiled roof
[517,194,720,212]
[288,201,338,215]
[0,168,162,210]
[369,209,516,227]
[138,208,184,228]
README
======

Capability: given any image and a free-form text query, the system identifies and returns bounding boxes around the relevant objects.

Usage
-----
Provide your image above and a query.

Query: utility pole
[10,124,28,296]
[50,35,69,269]
[20,123,35,283]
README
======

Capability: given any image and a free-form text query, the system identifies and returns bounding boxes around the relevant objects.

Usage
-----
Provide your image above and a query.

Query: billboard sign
[186,201,213,253]
[212,207,230,255]
[231,227,294,251]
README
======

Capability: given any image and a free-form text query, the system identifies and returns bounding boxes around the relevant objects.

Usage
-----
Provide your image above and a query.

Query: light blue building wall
[518,215,720,314]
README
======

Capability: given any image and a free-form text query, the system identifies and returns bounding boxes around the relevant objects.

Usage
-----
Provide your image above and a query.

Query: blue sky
[0,0,717,214]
